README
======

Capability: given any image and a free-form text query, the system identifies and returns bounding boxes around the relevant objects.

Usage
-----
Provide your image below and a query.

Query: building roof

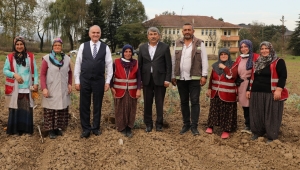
[143,15,241,29]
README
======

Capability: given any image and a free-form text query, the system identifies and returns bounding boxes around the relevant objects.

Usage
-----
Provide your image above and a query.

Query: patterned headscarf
[239,39,253,70]
[212,48,234,75]
[49,37,65,67]
[13,36,27,66]
[120,44,136,70]
[254,41,278,74]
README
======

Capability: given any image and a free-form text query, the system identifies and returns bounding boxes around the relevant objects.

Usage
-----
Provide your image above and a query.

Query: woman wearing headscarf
[235,40,259,134]
[246,41,287,143]
[3,36,39,135]
[40,37,72,139]
[205,48,238,139]
[110,44,141,138]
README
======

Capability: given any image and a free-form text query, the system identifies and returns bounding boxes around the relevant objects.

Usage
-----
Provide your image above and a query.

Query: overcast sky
[140,0,299,31]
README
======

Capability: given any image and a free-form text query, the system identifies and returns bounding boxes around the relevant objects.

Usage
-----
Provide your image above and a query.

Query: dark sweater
[251,59,287,93]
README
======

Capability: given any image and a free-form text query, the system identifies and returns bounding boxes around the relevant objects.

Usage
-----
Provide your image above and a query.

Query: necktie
[93,44,97,58]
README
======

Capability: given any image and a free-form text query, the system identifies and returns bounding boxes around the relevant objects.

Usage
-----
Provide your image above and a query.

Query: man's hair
[183,23,194,30]
[89,25,101,32]
[147,27,160,35]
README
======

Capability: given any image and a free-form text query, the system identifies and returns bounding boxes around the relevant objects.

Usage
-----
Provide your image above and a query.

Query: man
[171,23,208,135]
[74,25,113,138]
[138,27,172,132]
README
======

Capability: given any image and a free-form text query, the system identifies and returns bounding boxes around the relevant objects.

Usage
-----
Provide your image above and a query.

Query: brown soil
[0,58,299,170]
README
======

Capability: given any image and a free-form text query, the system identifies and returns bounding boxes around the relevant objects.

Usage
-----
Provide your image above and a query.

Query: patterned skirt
[207,96,237,132]
[114,91,137,131]
[7,93,33,135]
[43,107,69,131]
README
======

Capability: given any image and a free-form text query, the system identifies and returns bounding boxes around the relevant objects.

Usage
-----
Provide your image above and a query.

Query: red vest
[5,52,34,95]
[210,70,237,102]
[249,58,288,101]
[113,58,138,98]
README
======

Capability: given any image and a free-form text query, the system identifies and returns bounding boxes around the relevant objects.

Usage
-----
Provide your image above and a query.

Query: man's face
[182,25,194,40]
[89,26,101,42]
[147,31,160,44]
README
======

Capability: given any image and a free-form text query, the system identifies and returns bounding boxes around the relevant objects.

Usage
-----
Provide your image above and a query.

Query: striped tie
[93,44,97,58]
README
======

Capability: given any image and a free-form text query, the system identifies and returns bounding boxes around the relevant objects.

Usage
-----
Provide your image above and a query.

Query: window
[169,29,171,34]
[213,30,216,35]
[165,29,167,34]
[205,29,208,35]
[173,29,175,34]
[205,41,208,47]
[201,29,204,35]
[209,30,212,35]
[224,30,231,36]
[177,29,180,34]
[223,42,231,47]
[213,41,216,47]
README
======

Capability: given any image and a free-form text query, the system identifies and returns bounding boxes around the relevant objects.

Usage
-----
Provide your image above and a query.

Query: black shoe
[251,134,259,140]
[180,125,191,134]
[55,129,63,136]
[156,126,162,132]
[126,128,133,138]
[191,127,200,136]
[92,130,101,136]
[145,126,153,133]
[80,131,90,138]
[49,130,57,139]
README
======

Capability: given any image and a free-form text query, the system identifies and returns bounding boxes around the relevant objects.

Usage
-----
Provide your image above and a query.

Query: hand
[33,84,38,91]
[219,63,226,69]
[164,81,170,88]
[68,84,72,94]
[75,84,80,91]
[104,83,110,92]
[246,91,251,99]
[171,78,177,86]
[14,73,24,84]
[206,89,211,97]
[43,88,49,98]
[200,77,207,86]
[273,88,282,100]
[136,89,141,98]
[110,87,116,97]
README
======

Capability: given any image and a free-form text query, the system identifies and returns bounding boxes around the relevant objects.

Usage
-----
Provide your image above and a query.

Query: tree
[288,14,300,56]
[115,23,147,49]
[160,11,176,15]
[80,0,106,43]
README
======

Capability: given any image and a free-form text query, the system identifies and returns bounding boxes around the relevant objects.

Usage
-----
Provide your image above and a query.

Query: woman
[3,36,39,135]
[205,48,238,139]
[40,37,72,139]
[111,44,141,138]
[235,40,259,134]
[247,41,287,143]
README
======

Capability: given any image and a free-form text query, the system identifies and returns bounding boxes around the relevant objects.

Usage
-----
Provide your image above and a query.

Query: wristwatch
[202,76,207,79]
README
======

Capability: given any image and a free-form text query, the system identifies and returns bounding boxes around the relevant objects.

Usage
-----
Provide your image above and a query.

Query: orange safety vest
[5,52,35,95]
[210,69,237,102]
[249,58,288,101]
[113,58,138,98]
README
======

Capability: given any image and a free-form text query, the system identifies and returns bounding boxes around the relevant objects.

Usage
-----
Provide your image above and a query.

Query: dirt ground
[0,58,299,170]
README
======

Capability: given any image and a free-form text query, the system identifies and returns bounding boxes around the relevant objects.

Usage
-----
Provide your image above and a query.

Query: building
[143,15,241,58]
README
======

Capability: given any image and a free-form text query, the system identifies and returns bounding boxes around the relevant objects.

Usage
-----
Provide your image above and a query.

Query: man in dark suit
[74,25,113,138]
[138,27,172,132]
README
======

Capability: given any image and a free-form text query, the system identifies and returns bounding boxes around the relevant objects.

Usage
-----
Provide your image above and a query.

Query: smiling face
[240,43,249,54]
[89,26,101,43]
[182,24,194,40]
[219,52,229,62]
[260,45,270,57]
[53,42,62,53]
[123,49,132,60]
[15,41,25,53]
[147,31,160,45]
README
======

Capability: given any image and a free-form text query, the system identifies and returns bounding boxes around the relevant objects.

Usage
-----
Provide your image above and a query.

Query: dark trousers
[143,74,166,128]
[80,76,105,132]
[177,80,201,128]
[243,107,250,128]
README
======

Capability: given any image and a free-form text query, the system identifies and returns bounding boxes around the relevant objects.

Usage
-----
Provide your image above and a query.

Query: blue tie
[93,44,97,58]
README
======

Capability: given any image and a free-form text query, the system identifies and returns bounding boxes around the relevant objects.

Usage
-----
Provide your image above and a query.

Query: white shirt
[172,40,208,80]
[148,42,158,73]
[74,41,113,84]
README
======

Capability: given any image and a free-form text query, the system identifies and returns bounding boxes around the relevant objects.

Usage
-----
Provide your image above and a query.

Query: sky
[140,0,299,31]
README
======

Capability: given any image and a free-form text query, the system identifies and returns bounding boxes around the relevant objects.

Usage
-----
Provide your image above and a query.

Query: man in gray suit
[138,27,172,132]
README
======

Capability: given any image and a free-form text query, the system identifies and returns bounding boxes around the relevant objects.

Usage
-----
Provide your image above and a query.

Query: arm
[274,59,287,100]
[206,70,213,97]
[164,44,172,87]
[32,57,39,91]
[105,45,113,91]
[222,64,238,79]
[40,59,48,90]
[200,43,208,86]
[3,58,14,78]
[74,43,84,91]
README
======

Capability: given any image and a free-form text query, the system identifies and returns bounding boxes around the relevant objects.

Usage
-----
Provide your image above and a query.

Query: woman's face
[240,43,249,54]
[15,41,25,53]
[260,45,270,57]
[53,42,62,53]
[220,52,229,61]
[123,49,132,60]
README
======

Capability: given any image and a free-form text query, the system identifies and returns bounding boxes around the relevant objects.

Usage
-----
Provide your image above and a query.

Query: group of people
[3,24,287,143]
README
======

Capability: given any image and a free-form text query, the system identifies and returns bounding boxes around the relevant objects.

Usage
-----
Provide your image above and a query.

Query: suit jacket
[138,42,172,86]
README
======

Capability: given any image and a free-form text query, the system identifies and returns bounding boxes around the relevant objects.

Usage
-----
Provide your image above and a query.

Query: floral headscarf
[254,41,278,74]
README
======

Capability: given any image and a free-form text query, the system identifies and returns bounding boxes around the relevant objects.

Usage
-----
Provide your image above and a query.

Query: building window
[205,41,208,47]
[209,41,212,47]
[213,41,216,47]
[209,30,212,35]
[173,29,175,34]
[177,29,180,34]
[169,29,171,34]
[213,30,216,35]
[223,42,231,47]
[205,29,208,35]
[165,29,167,34]
[224,30,231,36]
[201,29,204,35]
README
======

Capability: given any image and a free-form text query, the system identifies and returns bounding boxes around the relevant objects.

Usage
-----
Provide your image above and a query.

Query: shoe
[80,131,90,138]
[55,129,63,136]
[241,127,252,134]
[120,129,127,136]
[49,130,57,139]
[251,134,259,140]
[205,127,213,134]
[145,126,153,133]
[126,128,133,138]
[221,132,230,139]
[92,130,101,136]
[180,125,190,134]
[156,126,162,132]
[266,139,273,144]
[191,127,200,136]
